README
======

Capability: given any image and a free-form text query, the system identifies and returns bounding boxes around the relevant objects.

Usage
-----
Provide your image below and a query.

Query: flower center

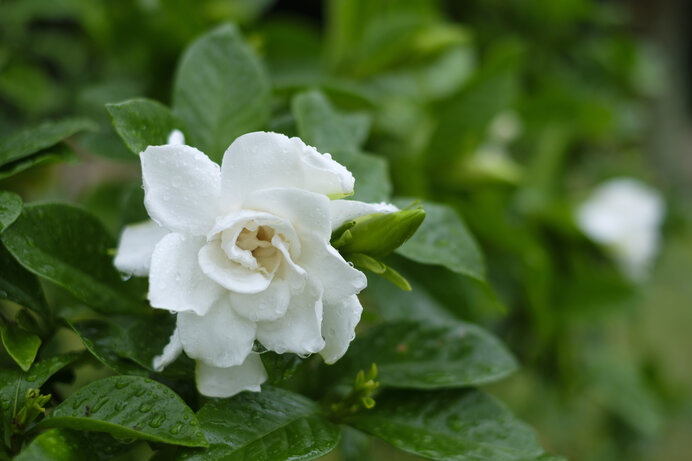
[234,225,281,274]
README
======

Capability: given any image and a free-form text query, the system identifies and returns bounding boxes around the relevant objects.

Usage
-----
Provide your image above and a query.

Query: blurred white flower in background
[576,178,665,281]
[115,130,397,397]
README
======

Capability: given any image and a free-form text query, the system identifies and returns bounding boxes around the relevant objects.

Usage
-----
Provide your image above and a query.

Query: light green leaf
[15,428,133,461]
[106,98,182,155]
[0,118,96,180]
[336,150,391,202]
[335,320,517,389]
[347,389,549,461]
[1,204,147,315]
[0,243,48,315]
[0,191,21,232]
[41,376,207,448]
[0,319,41,372]
[0,354,80,429]
[173,386,340,460]
[395,200,485,281]
[173,24,270,163]
[292,90,370,153]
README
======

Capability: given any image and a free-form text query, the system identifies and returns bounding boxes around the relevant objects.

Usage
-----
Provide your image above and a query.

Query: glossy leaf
[174,386,340,460]
[0,118,96,180]
[1,204,147,315]
[107,98,182,154]
[292,90,370,153]
[0,191,21,232]
[347,389,549,461]
[0,243,48,315]
[173,24,270,162]
[42,376,207,448]
[0,354,80,428]
[15,429,132,461]
[395,200,485,281]
[335,320,517,389]
[0,320,41,372]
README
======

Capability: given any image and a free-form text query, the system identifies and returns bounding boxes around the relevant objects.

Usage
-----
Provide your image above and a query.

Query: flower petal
[195,353,267,398]
[152,327,182,372]
[178,297,256,368]
[149,233,223,315]
[256,281,325,355]
[141,144,221,236]
[244,188,332,241]
[114,220,169,276]
[302,235,367,304]
[220,132,354,211]
[230,279,292,322]
[320,295,363,364]
[198,241,272,294]
[329,199,398,230]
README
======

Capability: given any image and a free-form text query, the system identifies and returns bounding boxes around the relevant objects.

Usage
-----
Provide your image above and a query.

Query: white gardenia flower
[114,131,397,397]
[576,177,665,281]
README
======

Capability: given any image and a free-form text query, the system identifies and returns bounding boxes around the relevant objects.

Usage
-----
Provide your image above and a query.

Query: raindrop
[148,413,166,428]
[139,403,152,413]
[115,379,128,389]
[92,398,109,412]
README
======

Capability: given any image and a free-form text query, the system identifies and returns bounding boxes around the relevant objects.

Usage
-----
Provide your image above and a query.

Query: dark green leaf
[107,98,182,155]
[0,319,40,372]
[41,376,207,448]
[173,24,270,162]
[339,426,371,461]
[0,143,77,181]
[174,386,340,460]
[0,118,96,180]
[347,389,548,461]
[335,321,517,389]
[0,243,48,315]
[292,90,370,153]
[0,191,21,232]
[0,354,80,428]
[15,428,133,461]
[1,204,147,315]
[395,200,485,281]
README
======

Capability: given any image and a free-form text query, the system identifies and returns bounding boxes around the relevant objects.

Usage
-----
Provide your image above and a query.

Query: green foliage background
[1,0,691,460]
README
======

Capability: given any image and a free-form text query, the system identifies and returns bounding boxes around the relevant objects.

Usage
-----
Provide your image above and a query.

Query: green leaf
[1,204,147,315]
[0,118,96,180]
[0,191,21,232]
[347,389,549,461]
[41,376,207,448]
[0,319,40,372]
[335,321,517,389]
[66,320,146,376]
[292,90,371,153]
[106,98,182,155]
[0,354,80,429]
[15,428,133,461]
[394,200,485,281]
[0,243,48,315]
[68,312,176,374]
[336,150,392,202]
[174,386,340,460]
[173,24,270,163]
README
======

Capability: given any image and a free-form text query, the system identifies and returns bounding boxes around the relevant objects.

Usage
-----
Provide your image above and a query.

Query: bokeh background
[1,1,691,460]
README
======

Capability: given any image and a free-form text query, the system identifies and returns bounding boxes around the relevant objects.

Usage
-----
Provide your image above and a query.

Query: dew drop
[139,403,152,413]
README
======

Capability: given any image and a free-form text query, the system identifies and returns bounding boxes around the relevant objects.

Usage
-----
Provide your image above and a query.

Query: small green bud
[332,208,425,258]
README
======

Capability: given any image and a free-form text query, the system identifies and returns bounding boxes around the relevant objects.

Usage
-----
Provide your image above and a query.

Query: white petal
[141,144,221,236]
[320,295,363,364]
[153,327,182,372]
[329,199,399,230]
[230,279,292,322]
[220,132,354,211]
[244,188,332,241]
[178,297,256,368]
[256,281,325,355]
[302,234,367,304]
[167,129,185,145]
[114,220,169,276]
[149,233,223,315]
[195,353,267,398]
[198,241,272,294]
